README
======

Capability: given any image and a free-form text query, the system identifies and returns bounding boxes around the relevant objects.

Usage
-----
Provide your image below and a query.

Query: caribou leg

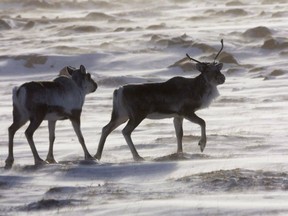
[5,106,28,169]
[95,114,128,160]
[185,113,206,152]
[70,115,94,161]
[25,115,47,165]
[122,116,145,161]
[173,116,184,153]
[46,120,57,163]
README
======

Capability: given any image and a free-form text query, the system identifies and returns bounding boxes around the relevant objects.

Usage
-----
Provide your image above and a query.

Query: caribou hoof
[94,153,101,161]
[134,155,145,162]
[198,139,207,152]
[46,158,58,164]
[35,159,49,166]
[5,157,14,170]
[85,154,96,161]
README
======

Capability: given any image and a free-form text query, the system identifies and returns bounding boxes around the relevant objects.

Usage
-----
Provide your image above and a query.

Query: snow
[1,0,288,215]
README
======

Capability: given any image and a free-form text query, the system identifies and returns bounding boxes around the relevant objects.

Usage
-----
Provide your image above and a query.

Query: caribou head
[186,39,225,86]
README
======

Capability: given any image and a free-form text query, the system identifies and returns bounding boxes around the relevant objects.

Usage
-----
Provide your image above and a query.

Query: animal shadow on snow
[1,158,98,172]
[63,160,178,180]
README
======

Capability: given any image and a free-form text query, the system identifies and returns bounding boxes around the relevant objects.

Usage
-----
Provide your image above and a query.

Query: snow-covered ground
[1,0,288,215]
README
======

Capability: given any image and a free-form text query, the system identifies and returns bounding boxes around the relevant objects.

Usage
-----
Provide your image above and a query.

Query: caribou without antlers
[95,40,226,161]
[5,65,97,169]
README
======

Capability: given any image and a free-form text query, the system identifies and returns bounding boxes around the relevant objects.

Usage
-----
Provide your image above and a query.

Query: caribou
[5,65,97,169]
[95,40,225,161]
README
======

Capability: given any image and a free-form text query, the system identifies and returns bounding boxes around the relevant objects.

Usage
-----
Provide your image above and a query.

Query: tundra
[5,65,97,169]
[95,40,225,161]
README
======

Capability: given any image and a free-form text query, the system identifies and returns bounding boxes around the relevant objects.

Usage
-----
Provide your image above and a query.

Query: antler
[186,39,224,64]
[214,39,224,63]
[186,53,202,64]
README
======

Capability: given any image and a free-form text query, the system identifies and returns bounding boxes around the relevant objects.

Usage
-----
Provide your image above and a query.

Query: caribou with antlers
[95,40,225,161]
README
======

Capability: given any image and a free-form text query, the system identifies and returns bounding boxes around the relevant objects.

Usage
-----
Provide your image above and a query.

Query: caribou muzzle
[217,73,225,85]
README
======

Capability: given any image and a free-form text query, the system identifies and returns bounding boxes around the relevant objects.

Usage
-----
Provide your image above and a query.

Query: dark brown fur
[5,65,97,169]
[95,62,225,161]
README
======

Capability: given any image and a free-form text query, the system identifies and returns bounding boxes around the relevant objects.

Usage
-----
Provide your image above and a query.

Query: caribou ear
[80,65,86,74]
[59,66,74,78]
[67,66,75,75]
[196,63,207,73]
[216,63,223,71]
